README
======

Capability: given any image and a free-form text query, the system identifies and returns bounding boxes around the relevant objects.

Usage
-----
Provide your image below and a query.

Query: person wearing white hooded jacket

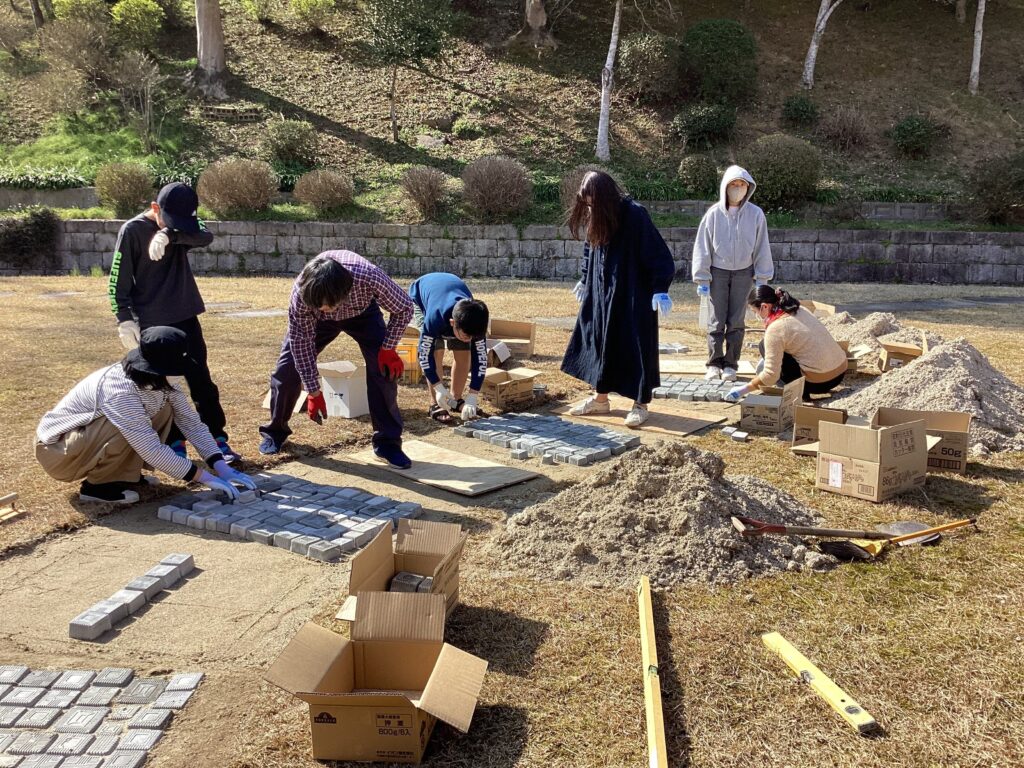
[691,165,774,381]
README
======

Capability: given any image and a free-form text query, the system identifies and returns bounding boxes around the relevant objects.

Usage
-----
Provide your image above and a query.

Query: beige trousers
[35,404,174,485]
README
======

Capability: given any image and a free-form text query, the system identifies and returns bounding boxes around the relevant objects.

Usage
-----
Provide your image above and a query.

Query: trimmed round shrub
[968,151,1024,225]
[739,133,821,211]
[681,19,757,105]
[197,158,278,216]
[293,169,354,217]
[782,94,819,127]
[888,115,946,158]
[291,0,333,31]
[461,155,532,220]
[111,0,164,51]
[52,0,108,22]
[818,105,871,151]
[95,162,154,218]
[670,102,735,149]
[401,166,447,220]
[558,164,621,213]
[618,32,683,104]
[262,119,318,168]
[677,154,718,198]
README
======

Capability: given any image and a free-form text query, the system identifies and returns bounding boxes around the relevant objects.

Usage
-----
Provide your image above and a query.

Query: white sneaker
[705,366,723,381]
[722,367,738,382]
[624,405,650,428]
[569,396,611,416]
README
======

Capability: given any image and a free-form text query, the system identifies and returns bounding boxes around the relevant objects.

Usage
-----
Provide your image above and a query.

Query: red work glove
[307,391,327,424]
[377,348,404,382]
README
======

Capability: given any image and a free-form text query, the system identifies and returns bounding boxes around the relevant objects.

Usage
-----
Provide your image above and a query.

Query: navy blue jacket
[409,273,487,392]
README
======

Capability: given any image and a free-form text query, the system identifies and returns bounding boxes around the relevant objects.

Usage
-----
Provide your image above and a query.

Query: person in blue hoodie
[691,165,774,383]
[408,273,489,423]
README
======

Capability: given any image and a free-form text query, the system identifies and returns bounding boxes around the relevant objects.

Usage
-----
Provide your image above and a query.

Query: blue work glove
[572,281,586,303]
[697,283,710,297]
[212,460,258,491]
[197,470,241,501]
[651,293,673,316]
[724,384,751,403]
[755,279,768,288]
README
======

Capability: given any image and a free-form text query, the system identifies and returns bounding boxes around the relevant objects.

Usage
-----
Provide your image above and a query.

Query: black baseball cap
[126,327,197,377]
[156,182,201,233]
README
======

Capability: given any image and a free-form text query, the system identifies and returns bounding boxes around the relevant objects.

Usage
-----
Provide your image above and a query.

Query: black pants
[760,341,846,401]
[141,316,228,443]
[259,303,403,450]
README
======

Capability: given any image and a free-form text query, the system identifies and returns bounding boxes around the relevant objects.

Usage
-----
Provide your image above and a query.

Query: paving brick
[143,565,180,590]
[160,553,195,576]
[122,576,162,601]
[107,705,140,721]
[117,729,161,751]
[87,600,128,624]
[77,687,117,707]
[8,731,56,753]
[21,670,60,688]
[108,589,146,615]
[2,687,45,706]
[273,531,300,549]
[17,707,62,728]
[185,513,207,529]
[0,666,28,685]
[19,757,63,768]
[247,528,276,545]
[126,708,172,730]
[63,758,104,768]
[0,756,18,768]
[152,690,193,709]
[237,490,258,504]
[54,706,108,734]
[230,519,261,538]
[84,734,119,755]
[117,679,166,705]
[731,430,749,442]
[289,535,321,556]
[94,723,123,737]
[38,689,78,708]
[156,505,180,521]
[101,752,146,768]
[307,540,342,562]
[48,733,95,756]
[171,509,192,526]
[0,705,26,726]
[191,500,222,514]
[94,669,134,689]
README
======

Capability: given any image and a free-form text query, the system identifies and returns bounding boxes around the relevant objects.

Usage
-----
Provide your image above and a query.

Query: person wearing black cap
[35,327,257,505]
[107,182,240,464]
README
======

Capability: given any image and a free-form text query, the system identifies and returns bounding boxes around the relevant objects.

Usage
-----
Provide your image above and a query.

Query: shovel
[849,518,977,558]
[731,516,894,541]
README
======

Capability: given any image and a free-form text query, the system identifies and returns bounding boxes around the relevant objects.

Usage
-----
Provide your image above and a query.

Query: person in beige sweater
[724,285,847,403]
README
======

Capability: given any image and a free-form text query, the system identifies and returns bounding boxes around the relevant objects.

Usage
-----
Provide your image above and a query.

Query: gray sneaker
[704,366,723,381]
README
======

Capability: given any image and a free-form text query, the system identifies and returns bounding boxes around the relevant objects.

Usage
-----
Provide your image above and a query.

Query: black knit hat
[126,327,197,376]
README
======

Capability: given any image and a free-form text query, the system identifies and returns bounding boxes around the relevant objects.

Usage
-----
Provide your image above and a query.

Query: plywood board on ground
[659,359,757,377]
[346,439,539,497]
[553,395,726,437]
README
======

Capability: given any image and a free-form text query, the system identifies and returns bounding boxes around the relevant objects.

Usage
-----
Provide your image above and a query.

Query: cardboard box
[394,341,424,385]
[486,339,512,366]
[740,378,804,434]
[815,417,941,502]
[319,361,370,418]
[872,406,972,474]
[879,341,924,372]
[488,318,536,357]
[265,592,488,765]
[792,404,847,448]
[337,519,467,622]
[802,300,836,318]
[481,366,540,410]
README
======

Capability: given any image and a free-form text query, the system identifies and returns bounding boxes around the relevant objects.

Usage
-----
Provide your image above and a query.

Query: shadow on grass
[445,604,549,677]
[420,705,528,767]
[652,589,691,768]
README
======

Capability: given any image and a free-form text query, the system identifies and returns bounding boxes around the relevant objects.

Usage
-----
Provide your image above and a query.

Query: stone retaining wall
[12,220,1024,285]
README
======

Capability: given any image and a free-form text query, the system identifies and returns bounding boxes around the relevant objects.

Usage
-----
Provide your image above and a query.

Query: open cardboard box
[802,300,836,318]
[792,404,847,449]
[337,519,466,623]
[265,592,488,764]
[813,416,941,502]
[872,406,972,474]
[481,366,540,409]
[879,340,924,372]
[488,318,536,358]
[319,361,370,418]
[740,378,804,434]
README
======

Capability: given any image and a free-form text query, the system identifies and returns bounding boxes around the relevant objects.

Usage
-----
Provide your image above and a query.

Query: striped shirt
[36,365,221,480]
[288,251,414,393]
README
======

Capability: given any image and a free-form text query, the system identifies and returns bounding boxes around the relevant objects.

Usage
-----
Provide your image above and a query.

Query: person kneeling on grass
[35,327,257,505]
[724,286,847,404]
[409,273,489,424]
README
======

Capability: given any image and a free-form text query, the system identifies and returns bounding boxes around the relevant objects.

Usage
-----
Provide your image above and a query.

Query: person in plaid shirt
[259,251,414,468]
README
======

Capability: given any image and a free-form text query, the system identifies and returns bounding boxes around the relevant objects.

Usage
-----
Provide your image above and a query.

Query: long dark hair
[122,359,172,391]
[748,285,800,315]
[568,171,624,248]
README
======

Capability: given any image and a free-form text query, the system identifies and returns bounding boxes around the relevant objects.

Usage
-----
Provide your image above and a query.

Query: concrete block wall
[5,219,1022,285]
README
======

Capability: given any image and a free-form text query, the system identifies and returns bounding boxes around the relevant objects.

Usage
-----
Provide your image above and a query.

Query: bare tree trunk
[38,0,53,20]
[27,0,44,28]
[191,0,228,101]
[968,0,985,95]
[595,0,622,162]
[800,0,845,90]
[389,65,399,142]
[955,0,966,23]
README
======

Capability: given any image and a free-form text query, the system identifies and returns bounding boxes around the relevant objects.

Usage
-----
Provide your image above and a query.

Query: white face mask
[727,184,747,205]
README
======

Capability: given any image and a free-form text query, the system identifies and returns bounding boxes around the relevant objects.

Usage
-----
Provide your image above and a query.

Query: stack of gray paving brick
[0,666,202,768]
[454,412,640,466]
[652,376,737,402]
[657,342,690,354]
[68,555,196,642]
[156,473,422,564]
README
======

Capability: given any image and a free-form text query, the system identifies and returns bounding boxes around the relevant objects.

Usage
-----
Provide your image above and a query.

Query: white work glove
[724,384,752,403]
[572,281,586,303]
[433,383,459,411]
[696,282,710,297]
[118,320,141,350]
[212,459,258,491]
[149,230,170,261]
[461,393,479,421]
[197,470,240,501]
[651,293,673,316]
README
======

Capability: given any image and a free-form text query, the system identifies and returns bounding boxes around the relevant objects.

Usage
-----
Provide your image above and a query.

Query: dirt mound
[491,442,834,588]
[879,327,946,349]
[836,339,1024,452]
[822,312,900,370]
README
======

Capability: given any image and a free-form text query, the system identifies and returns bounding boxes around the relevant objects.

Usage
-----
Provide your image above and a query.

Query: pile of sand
[491,441,835,588]
[836,339,1024,453]
[822,312,943,370]
[878,327,946,349]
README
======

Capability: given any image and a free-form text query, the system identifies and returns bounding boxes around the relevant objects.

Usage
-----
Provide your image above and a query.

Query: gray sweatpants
[707,265,753,370]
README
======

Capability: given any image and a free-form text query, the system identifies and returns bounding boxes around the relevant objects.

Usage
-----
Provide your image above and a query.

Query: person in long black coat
[561,171,676,428]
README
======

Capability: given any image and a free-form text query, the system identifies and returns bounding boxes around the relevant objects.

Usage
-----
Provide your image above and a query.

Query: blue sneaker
[373,444,411,470]
[258,435,281,455]
[169,440,187,460]
[216,436,241,464]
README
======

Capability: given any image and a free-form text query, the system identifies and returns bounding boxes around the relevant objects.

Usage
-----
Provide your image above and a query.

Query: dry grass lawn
[1,275,1023,768]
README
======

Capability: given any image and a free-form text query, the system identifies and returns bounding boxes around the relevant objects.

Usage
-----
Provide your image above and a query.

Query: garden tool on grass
[820,518,977,562]
[731,516,894,541]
